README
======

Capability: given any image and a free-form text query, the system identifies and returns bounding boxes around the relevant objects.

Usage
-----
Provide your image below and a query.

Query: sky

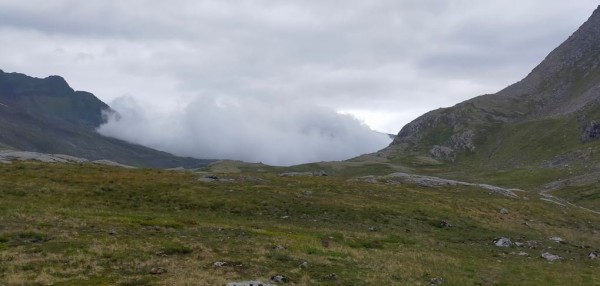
[0,1,597,165]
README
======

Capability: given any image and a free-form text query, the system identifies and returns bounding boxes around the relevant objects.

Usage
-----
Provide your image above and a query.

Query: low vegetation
[0,161,598,285]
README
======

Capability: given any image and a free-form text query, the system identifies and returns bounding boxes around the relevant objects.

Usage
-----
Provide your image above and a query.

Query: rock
[581,121,600,142]
[149,267,167,275]
[430,277,445,285]
[449,130,475,152]
[382,172,520,198]
[92,159,135,168]
[494,237,513,247]
[428,145,456,162]
[499,208,509,214]
[514,242,524,247]
[548,237,564,243]
[198,176,218,183]
[227,281,276,286]
[517,251,529,256]
[213,261,229,267]
[299,261,309,269]
[589,250,599,259]
[368,226,378,232]
[108,229,117,235]
[324,273,338,281]
[440,220,452,228]
[541,252,562,262]
[270,275,289,283]
[279,171,327,177]
[312,170,328,176]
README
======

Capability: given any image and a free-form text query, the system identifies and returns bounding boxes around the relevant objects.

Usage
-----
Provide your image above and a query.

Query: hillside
[0,70,213,168]
[0,161,598,285]
[375,6,600,183]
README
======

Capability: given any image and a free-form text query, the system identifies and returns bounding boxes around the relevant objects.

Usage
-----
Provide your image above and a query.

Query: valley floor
[0,162,598,285]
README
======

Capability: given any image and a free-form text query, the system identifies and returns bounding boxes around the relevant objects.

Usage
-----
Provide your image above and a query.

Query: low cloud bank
[98,95,391,166]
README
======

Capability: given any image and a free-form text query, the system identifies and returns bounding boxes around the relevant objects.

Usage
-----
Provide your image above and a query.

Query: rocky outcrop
[429,145,455,161]
[0,149,134,168]
[581,121,600,142]
[227,281,276,286]
[352,172,521,198]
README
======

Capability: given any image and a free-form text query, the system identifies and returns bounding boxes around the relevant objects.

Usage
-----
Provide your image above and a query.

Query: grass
[0,161,598,285]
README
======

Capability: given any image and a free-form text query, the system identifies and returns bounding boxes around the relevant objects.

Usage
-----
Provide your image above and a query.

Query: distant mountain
[0,69,213,168]
[379,6,600,175]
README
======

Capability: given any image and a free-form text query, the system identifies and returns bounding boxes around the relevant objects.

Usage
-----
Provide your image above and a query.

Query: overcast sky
[0,1,597,164]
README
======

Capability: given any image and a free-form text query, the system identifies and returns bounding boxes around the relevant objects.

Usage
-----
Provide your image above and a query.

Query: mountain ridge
[0,69,214,168]
[379,5,600,171]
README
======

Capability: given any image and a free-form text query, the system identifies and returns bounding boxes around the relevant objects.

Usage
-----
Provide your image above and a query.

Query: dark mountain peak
[0,69,213,168]
[0,70,107,128]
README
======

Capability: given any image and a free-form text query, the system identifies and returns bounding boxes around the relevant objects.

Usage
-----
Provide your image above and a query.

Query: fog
[98,95,391,166]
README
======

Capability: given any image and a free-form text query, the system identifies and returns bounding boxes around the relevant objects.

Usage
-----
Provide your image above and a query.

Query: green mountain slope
[0,70,213,168]
[379,6,600,182]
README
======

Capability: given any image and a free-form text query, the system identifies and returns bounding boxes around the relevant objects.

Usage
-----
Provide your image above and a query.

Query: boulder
[271,275,289,283]
[494,237,513,247]
[227,281,276,286]
[548,237,564,243]
[541,252,562,262]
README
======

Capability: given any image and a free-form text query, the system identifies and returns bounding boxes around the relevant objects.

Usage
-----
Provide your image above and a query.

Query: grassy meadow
[0,161,598,285]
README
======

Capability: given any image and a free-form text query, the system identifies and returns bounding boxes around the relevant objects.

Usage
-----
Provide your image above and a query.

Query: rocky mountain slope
[0,70,213,168]
[379,6,600,175]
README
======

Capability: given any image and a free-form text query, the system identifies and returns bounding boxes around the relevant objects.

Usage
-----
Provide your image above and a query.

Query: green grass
[0,162,598,285]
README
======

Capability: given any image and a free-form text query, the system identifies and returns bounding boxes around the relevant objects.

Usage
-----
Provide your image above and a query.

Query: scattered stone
[440,220,452,228]
[108,229,117,235]
[541,252,562,262]
[589,250,599,260]
[514,242,524,247]
[494,237,513,247]
[270,275,289,283]
[499,208,509,214]
[312,170,328,176]
[517,252,529,256]
[299,261,309,269]
[324,273,338,281]
[300,190,313,196]
[368,226,378,232]
[149,267,167,275]
[92,159,135,168]
[227,281,276,286]
[430,277,445,285]
[279,171,327,177]
[198,177,218,183]
[213,261,229,267]
[382,172,520,198]
[549,237,564,243]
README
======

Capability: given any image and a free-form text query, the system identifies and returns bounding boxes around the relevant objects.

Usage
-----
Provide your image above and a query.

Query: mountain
[0,69,213,168]
[378,6,600,180]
